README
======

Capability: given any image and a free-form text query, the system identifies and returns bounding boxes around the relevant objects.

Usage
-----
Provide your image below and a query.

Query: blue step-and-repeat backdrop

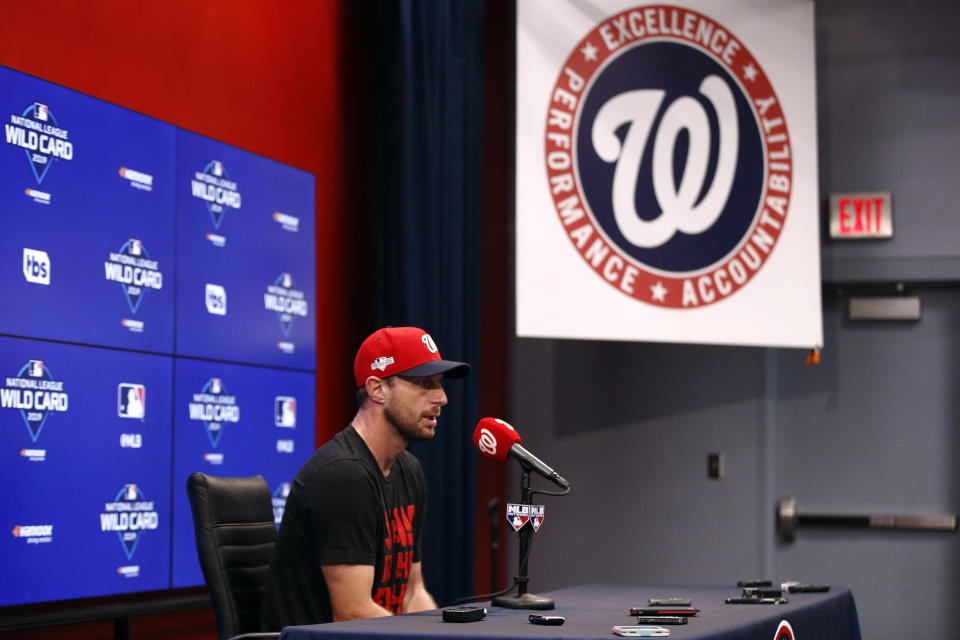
[0,65,315,606]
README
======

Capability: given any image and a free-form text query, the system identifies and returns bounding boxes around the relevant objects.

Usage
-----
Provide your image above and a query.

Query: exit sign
[829,192,893,239]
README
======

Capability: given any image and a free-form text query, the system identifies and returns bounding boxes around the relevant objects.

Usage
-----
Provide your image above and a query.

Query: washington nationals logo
[477,428,497,456]
[545,5,792,308]
[773,620,795,640]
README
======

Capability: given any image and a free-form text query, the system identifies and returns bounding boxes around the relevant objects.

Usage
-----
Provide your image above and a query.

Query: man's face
[383,374,447,442]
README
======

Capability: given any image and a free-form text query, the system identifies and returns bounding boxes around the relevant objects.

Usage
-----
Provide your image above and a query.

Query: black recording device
[725,597,788,605]
[737,579,772,588]
[529,614,565,625]
[635,616,688,625]
[786,583,830,593]
[442,606,486,622]
[630,606,699,617]
[648,597,692,606]
[726,585,787,605]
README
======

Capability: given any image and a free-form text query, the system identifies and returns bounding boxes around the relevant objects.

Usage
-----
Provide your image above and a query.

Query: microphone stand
[491,465,555,610]
[487,497,500,594]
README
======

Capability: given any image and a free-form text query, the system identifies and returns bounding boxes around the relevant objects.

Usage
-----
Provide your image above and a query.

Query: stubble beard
[384,404,436,443]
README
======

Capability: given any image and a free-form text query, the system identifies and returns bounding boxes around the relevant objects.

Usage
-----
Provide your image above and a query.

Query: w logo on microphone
[477,428,498,456]
[473,418,518,461]
[545,5,792,309]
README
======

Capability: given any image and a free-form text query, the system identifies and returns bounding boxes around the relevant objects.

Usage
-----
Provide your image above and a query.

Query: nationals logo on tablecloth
[774,620,795,639]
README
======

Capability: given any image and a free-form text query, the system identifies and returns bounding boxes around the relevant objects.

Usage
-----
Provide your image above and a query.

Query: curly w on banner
[516,0,822,348]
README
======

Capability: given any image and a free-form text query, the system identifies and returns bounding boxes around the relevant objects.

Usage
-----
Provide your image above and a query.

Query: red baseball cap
[353,327,471,388]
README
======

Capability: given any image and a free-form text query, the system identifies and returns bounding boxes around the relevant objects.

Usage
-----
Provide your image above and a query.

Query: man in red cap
[261,327,470,628]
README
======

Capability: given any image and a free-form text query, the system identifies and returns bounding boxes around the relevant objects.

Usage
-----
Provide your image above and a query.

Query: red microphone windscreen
[473,417,522,461]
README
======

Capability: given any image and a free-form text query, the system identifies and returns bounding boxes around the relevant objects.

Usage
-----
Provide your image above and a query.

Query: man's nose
[435,385,448,407]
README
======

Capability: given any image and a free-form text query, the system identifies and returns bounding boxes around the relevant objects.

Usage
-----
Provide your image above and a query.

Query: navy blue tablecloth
[280,584,861,640]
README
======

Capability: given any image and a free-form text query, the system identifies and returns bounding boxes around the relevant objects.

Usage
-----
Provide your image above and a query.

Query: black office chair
[186,472,280,640]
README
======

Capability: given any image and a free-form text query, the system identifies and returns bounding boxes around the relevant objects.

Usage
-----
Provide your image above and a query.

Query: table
[280,583,861,640]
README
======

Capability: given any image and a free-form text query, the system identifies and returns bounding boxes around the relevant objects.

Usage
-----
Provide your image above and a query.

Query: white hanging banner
[516,0,822,348]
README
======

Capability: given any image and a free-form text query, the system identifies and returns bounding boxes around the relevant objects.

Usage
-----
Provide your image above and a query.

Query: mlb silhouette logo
[506,503,531,532]
[129,239,142,256]
[274,396,296,428]
[279,482,291,498]
[118,383,146,419]
[28,360,44,377]
[34,103,48,121]
[282,273,292,288]
[209,378,222,394]
[530,504,545,532]
[212,161,223,176]
[124,484,138,500]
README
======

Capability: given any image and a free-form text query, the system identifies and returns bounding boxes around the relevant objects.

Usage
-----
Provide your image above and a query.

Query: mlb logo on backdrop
[28,360,44,377]
[274,396,296,428]
[516,0,822,349]
[34,103,48,121]
[118,383,146,419]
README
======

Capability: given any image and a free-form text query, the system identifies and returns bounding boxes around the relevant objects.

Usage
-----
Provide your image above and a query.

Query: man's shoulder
[297,426,377,480]
[397,449,424,472]
[395,450,426,485]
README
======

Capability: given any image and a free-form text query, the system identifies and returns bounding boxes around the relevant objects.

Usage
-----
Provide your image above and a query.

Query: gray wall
[506,2,960,638]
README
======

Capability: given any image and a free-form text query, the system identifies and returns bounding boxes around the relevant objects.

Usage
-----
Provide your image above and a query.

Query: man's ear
[365,376,388,405]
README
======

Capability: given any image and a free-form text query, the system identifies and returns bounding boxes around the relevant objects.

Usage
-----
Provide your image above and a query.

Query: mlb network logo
[205,284,226,315]
[22,248,50,285]
[118,383,145,419]
[275,396,296,428]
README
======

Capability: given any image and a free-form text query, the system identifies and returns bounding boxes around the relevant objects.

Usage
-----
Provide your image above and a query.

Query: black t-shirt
[260,425,426,629]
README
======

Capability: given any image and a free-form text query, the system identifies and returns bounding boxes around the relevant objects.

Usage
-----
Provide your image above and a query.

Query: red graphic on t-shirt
[374,504,415,613]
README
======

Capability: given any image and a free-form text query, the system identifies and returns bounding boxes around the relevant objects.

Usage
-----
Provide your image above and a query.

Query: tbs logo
[205,283,226,315]
[22,248,50,285]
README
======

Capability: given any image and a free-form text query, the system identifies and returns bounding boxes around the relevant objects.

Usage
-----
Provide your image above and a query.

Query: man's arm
[321,564,393,622]
[401,562,437,613]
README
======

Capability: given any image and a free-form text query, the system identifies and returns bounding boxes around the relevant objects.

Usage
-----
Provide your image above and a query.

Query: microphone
[473,417,569,489]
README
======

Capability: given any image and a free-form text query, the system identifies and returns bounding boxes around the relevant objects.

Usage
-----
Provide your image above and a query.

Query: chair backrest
[187,472,277,640]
